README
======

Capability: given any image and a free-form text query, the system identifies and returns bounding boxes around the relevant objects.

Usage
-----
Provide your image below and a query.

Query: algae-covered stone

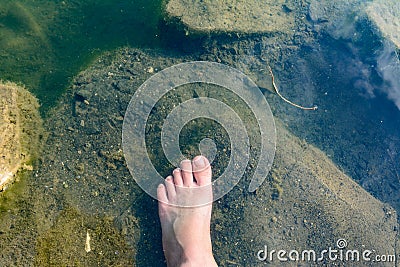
[165,0,295,34]
[0,81,43,191]
[366,0,400,49]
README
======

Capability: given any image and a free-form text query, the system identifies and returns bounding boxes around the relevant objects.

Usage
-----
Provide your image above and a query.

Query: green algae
[0,170,30,215]
[0,81,44,191]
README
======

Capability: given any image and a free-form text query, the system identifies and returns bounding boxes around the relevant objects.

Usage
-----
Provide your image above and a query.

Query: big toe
[192,155,212,186]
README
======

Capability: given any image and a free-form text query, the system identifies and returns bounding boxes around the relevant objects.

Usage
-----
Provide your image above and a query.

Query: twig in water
[268,66,318,111]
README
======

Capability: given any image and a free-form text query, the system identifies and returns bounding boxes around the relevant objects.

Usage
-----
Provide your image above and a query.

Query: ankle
[183,249,217,267]
[180,257,218,267]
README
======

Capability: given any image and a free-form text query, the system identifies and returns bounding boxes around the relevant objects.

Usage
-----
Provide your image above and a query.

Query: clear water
[1,0,399,265]
[0,0,163,113]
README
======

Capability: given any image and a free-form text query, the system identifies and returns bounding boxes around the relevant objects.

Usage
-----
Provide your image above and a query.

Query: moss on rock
[0,81,44,191]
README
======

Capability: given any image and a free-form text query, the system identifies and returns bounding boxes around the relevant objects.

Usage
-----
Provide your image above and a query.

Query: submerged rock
[366,0,400,49]
[165,0,295,34]
[0,81,43,191]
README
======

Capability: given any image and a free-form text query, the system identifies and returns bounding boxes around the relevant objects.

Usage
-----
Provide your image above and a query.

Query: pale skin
[157,155,218,267]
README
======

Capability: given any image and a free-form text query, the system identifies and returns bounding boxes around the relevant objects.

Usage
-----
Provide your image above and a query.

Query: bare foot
[157,155,218,267]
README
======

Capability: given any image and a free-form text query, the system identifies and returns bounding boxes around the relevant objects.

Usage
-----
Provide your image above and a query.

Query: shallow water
[0,0,163,113]
[271,30,400,211]
[1,0,400,266]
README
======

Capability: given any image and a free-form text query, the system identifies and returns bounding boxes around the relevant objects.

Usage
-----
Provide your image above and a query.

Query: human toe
[172,168,183,187]
[180,159,194,187]
[164,176,176,201]
[192,155,212,186]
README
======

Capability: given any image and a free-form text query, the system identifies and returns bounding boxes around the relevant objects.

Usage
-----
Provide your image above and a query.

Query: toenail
[193,156,206,168]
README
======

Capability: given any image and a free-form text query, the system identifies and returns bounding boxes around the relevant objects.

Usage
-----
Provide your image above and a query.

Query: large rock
[307,0,365,39]
[165,0,295,34]
[0,81,43,191]
[307,0,400,50]
[366,0,400,49]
